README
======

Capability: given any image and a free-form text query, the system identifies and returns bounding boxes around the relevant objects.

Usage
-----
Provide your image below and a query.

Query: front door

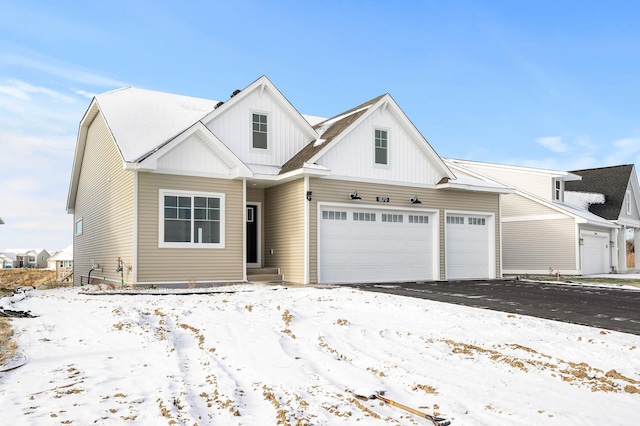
[246,204,259,266]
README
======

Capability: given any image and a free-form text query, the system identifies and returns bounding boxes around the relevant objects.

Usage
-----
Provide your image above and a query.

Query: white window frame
[374,128,389,165]
[553,178,563,201]
[75,218,83,236]
[626,190,632,215]
[252,112,269,150]
[159,189,225,249]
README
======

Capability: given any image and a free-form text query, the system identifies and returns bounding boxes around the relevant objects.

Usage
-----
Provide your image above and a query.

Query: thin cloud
[536,136,568,153]
[0,79,75,102]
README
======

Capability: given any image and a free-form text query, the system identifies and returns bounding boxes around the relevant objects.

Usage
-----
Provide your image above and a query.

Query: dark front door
[246,205,258,264]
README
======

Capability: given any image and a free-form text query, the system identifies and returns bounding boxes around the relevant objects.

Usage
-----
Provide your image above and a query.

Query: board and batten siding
[264,180,305,283]
[73,112,135,286]
[308,178,501,282]
[137,173,244,283]
[502,218,577,273]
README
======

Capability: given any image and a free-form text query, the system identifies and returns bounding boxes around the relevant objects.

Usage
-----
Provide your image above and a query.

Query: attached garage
[580,231,610,275]
[318,206,437,284]
[446,213,494,280]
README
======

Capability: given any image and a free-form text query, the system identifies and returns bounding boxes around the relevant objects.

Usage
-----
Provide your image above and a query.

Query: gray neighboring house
[1,249,51,269]
[566,164,640,272]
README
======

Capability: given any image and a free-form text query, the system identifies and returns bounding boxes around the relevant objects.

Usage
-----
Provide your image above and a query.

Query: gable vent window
[252,113,268,149]
[627,190,632,215]
[554,179,562,201]
[447,216,464,224]
[353,212,376,222]
[382,213,403,223]
[375,129,388,164]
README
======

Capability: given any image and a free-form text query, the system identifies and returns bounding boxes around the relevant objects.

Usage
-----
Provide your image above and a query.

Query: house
[47,245,74,281]
[66,76,511,287]
[565,164,640,272]
[446,159,620,276]
[1,252,14,268]
[1,248,51,269]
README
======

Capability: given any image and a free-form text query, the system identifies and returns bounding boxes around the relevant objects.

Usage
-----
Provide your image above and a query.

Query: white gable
[157,133,232,176]
[203,80,315,169]
[314,103,444,185]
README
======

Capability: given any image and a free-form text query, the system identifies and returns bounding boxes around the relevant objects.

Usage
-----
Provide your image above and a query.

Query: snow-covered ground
[1,285,639,425]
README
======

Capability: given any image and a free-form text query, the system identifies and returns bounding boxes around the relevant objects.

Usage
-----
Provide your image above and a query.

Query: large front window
[160,190,225,248]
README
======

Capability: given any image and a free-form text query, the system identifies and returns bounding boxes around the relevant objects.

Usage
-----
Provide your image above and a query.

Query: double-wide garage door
[319,207,435,284]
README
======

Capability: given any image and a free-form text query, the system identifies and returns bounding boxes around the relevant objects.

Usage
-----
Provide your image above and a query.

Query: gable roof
[281,94,455,180]
[566,164,634,220]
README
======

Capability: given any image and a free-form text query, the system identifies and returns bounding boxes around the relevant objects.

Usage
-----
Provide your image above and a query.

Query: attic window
[375,129,388,164]
[626,190,632,215]
[252,113,268,149]
[553,179,562,201]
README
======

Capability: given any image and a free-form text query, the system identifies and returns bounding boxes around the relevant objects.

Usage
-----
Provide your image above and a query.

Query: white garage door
[581,233,609,275]
[319,207,435,284]
[446,214,491,280]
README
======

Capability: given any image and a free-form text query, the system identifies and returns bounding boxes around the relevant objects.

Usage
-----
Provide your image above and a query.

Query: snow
[1,285,639,425]
[564,191,606,210]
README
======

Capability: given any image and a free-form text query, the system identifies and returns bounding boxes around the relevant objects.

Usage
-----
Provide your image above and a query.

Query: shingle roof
[279,94,385,174]
[565,164,634,220]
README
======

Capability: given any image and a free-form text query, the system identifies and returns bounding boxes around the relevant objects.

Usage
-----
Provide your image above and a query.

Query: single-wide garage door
[581,232,609,275]
[446,214,491,279]
[319,207,435,284]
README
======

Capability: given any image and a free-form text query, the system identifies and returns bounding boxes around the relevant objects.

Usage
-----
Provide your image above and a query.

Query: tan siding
[461,164,553,200]
[73,113,134,285]
[502,193,561,217]
[503,218,576,272]
[264,180,305,283]
[137,173,244,283]
[308,178,501,282]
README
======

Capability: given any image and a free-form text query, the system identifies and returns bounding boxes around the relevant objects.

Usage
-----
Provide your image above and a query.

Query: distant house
[47,245,74,281]
[565,164,640,272]
[0,217,4,224]
[66,75,512,287]
[446,159,620,276]
[1,249,50,269]
[1,252,14,268]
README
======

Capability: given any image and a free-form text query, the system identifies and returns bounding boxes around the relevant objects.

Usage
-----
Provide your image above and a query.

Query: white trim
[304,176,310,284]
[133,171,139,284]
[245,201,262,268]
[158,189,226,249]
[502,214,570,222]
[242,180,247,280]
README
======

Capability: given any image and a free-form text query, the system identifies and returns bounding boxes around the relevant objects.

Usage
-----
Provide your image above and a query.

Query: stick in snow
[354,390,451,426]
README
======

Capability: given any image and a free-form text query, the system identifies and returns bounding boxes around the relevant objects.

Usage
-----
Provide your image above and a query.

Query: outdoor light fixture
[610,240,615,247]
[349,192,362,200]
[579,238,584,245]
[306,191,312,201]
[410,196,422,204]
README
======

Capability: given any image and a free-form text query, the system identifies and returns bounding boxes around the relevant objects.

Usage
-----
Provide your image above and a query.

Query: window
[553,179,562,201]
[75,218,83,236]
[468,217,486,225]
[353,212,376,221]
[322,210,347,220]
[375,129,388,164]
[160,190,225,248]
[409,215,429,224]
[382,213,403,223]
[626,190,632,215]
[252,113,268,149]
[447,216,464,224]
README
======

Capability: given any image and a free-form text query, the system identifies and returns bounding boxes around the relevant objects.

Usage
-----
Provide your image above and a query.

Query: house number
[376,196,390,202]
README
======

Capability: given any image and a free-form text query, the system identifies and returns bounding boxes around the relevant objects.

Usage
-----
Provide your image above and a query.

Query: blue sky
[1,0,639,250]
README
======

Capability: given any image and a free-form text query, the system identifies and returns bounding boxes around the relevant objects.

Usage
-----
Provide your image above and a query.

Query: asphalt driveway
[347,279,640,335]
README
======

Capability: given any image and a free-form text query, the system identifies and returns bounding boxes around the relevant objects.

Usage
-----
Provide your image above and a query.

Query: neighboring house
[66,76,511,287]
[565,164,640,272]
[47,245,74,281]
[0,217,4,224]
[1,252,14,268]
[446,159,620,276]
[1,248,50,268]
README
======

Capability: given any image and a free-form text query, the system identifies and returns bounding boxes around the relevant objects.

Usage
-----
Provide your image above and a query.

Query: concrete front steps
[247,267,283,283]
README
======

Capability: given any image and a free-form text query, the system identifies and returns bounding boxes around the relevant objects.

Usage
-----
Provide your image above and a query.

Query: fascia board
[449,158,576,178]
[201,76,318,141]
[436,182,514,194]
[137,121,253,178]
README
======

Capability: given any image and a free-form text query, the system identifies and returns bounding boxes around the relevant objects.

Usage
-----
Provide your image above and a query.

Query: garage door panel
[446,214,491,280]
[320,207,434,284]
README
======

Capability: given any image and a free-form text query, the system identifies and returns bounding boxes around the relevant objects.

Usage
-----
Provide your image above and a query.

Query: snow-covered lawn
[1,285,638,425]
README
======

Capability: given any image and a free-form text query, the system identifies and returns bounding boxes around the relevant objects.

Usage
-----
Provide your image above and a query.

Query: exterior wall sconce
[306,191,312,201]
[610,240,615,247]
[579,238,584,245]
[349,192,362,200]
[410,196,422,204]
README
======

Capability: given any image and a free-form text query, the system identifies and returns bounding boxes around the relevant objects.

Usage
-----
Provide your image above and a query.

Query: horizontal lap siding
[264,180,305,283]
[308,178,501,282]
[503,218,576,271]
[137,174,243,283]
[73,113,134,285]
